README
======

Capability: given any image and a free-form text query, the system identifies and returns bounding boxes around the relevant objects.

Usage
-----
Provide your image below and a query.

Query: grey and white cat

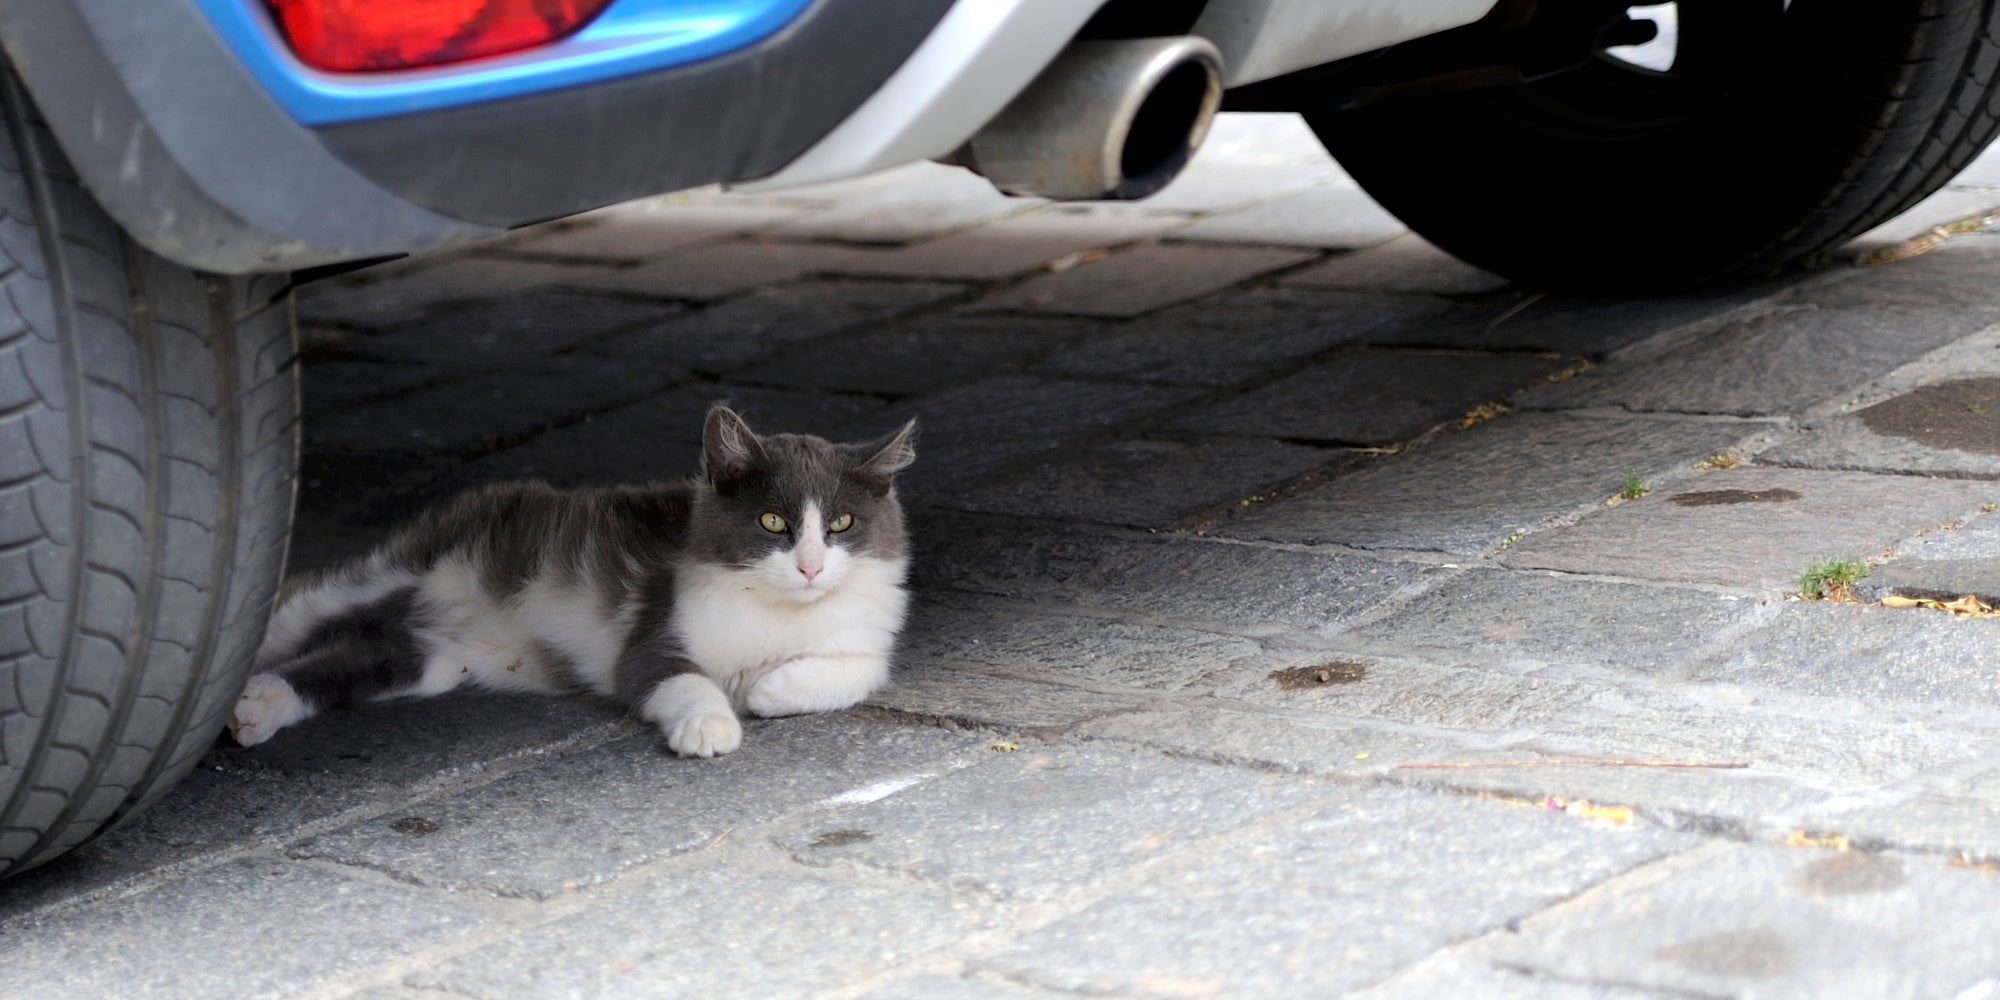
[230,405,916,757]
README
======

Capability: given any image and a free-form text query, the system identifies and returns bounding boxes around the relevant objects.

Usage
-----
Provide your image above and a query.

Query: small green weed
[1799,556,1868,601]
[1615,470,1649,502]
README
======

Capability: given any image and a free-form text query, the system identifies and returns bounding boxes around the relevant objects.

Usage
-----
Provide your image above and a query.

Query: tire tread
[0,69,296,876]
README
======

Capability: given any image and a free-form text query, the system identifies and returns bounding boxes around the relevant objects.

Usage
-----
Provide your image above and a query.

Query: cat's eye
[828,513,854,533]
[759,512,788,533]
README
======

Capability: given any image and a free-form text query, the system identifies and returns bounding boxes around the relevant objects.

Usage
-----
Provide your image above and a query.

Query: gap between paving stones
[1344,847,1710,999]
[1170,373,1778,541]
[0,718,634,935]
[284,839,980,1000]
[284,753,1418,999]
[965,242,1341,320]
[1059,633,2000,855]
[776,754,1698,998]
[412,274,1001,460]
[1184,421,1771,561]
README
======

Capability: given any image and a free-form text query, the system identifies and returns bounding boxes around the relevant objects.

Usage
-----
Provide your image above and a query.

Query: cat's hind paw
[230,674,311,747]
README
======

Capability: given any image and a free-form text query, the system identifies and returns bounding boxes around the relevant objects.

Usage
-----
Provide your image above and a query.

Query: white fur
[675,551,907,712]
[745,501,857,602]
[642,673,741,757]
[514,573,632,699]
[743,653,891,717]
[230,674,312,746]
[408,556,556,697]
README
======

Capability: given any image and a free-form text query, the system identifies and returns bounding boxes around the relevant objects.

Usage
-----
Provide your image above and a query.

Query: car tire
[1307,0,2000,293]
[0,72,297,877]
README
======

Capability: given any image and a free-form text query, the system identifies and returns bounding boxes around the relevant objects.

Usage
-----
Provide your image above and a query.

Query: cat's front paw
[665,711,742,758]
[230,674,311,747]
[642,674,743,758]
[743,655,882,718]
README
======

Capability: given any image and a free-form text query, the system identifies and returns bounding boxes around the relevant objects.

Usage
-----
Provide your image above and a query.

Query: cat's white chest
[671,558,907,682]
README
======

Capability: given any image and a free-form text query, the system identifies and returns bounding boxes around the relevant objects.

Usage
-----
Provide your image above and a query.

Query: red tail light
[265,0,616,73]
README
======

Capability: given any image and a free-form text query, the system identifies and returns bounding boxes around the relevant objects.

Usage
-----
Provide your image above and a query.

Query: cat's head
[689,405,916,602]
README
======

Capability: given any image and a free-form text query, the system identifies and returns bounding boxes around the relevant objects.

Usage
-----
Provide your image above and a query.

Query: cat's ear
[854,419,917,487]
[702,406,765,484]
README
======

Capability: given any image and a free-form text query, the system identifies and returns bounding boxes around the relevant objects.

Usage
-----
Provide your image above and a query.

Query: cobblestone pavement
[11,115,2000,998]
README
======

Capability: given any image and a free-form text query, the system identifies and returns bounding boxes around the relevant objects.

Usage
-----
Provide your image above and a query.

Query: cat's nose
[797,563,822,583]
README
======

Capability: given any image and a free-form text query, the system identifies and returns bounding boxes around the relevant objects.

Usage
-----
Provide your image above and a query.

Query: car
[4,0,1998,878]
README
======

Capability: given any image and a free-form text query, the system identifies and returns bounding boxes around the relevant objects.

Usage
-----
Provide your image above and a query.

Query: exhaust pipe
[953,37,1224,201]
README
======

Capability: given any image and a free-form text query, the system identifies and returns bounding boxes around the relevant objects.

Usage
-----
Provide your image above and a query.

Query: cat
[229,405,916,758]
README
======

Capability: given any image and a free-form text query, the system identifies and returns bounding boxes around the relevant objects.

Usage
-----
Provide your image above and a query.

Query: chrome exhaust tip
[954,36,1224,201]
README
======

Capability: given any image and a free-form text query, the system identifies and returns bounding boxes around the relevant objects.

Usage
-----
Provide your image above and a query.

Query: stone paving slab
[899,590,1270,692]
[1335,569,1775,680]
[866,667,1155,732]
[1819,786,2000,865]
[934,435,1347,529]
[289,716,987,899]
[841,376,1206,487]
[1076,701,1846,849]
[356,290,680,365]
[462,382,883,489]
[1521,306,1996,417]
[1219,412,1754,555]
[1282,234,1511,296]
[1355,953,1678,1000]
[582,239,889,301]
[294,255,638,330]
[1689,601,2000,713]
[1036,286,1454,388]
[776,743,1331,902]
[1807,241,2000,312]
[296,357,449,415]
[1760,324,2000,478]
[1172,184,1408,248]
[733,314,1098,396]
[816,205,1188,281]
[1212,657,1986,791]
[1854,510,2000,604]
[863,973,1076,1000]
[1884,506,2000,560]
[1135,161,1344,215]
[412,846,998,999]
[1164,349,1567,446]
[1390,763,1843,847]
[975,243,1317,317]
[971,785,1693,999]
[0,856,486,1000]
[303,354,692,456]
[1078,699,1505,779]
[38,694,628,876]
[1502,466,1999,590]
[1478,842,2000,1000]
[915,517,1438,636]
[1373,285,1791,358]
[1764,408,2000,480]
[580,275,968,373]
